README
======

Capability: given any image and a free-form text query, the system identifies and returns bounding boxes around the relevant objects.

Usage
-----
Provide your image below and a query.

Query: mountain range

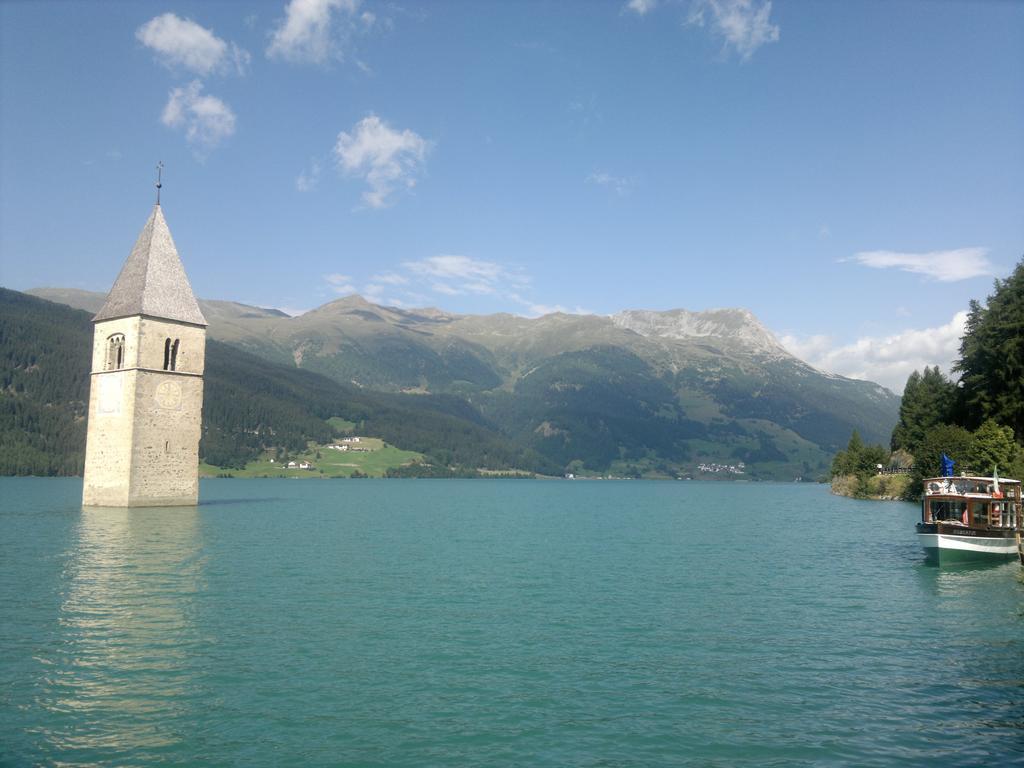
[26,287,899,479]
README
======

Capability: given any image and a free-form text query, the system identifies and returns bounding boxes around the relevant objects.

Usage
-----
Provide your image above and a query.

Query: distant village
[696,461,746,475]
[270,436,371,471]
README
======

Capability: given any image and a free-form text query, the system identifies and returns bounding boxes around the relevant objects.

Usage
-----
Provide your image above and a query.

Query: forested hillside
[0,289,91,474]
[0,289,555,476]
[30,287,901,479]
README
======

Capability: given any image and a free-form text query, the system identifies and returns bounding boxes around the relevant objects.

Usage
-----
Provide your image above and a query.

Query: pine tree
[891,366,956,454]
[955,258,1024,437]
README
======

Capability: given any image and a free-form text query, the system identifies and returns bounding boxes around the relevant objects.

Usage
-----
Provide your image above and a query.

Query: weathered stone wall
[82,369,137,506]
[128,369,203,506]
[82,317,205,507]
[90,317,142,372]
[137,317,206,375]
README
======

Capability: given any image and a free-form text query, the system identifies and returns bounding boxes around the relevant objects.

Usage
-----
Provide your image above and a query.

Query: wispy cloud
[320,254,586,317]
[848,247,994,282]
[688,0,780,61]
[324,272,356,294]
[137,13,249,75]
[161,80,236,151]
[273,305,310,317]
[362,282,416,307]
[296,159,322,192]
[779,311,968,393]
[334,115,430,208]
[625,0,658,16]
[403,255,522,295]
[510,294,594,318]
[267,0,361,65]
[586,170,633,196]
[369,272,408,286]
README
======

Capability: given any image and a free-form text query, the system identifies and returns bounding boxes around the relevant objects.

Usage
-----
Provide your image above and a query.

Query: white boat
[916,474,1022,563]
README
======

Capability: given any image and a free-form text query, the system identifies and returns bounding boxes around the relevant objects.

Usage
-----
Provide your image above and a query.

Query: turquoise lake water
[2,477,1022,766]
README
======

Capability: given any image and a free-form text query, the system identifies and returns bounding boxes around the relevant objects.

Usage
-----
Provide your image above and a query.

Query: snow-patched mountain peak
[612,308,787,357]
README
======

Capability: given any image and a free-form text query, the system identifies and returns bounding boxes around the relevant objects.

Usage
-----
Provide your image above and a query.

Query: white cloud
[430,282,461,296]
[369,272,408,285]
[626,0,658,15]
[779,311,968,393]
[334,115,430,208]
[296,160,322,191]
[848,247,994,283]
[137,13,249,76]
[273,306,310,317]
[161,81,236,150]
[515,299,594,318]
[362,283,409,307]
[403,255,521,294]
[267,0,360,65]
[689,0,780,60]
[586,171,633,196]
[319,255,587,317]
[325,272,356,294]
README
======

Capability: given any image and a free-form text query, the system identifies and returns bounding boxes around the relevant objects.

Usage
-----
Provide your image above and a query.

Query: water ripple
[1,478,1022,766]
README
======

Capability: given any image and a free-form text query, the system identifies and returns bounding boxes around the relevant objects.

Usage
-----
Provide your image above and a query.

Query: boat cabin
[922,475,1022,530]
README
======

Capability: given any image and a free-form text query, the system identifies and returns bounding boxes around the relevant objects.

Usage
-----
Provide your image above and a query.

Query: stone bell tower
[82,198,207,507]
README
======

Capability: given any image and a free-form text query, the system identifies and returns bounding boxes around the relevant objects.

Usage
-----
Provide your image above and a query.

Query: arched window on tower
[170,339,180,371]
[163,338,171,370]
[106,334,125,370]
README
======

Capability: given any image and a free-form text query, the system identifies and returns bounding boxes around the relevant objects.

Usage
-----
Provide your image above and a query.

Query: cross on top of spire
[155,161,164,206]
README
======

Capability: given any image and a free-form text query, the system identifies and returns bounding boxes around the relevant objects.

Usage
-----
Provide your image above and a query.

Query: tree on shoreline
[890,366,956,454]
[894,257,1024,455]
[831,430,888,477]
[955,259,1024,436]
[833,256,1024,500]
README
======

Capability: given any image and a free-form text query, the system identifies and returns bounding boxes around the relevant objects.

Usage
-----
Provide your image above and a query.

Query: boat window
[928,500,967,523]
[971,502,989,526]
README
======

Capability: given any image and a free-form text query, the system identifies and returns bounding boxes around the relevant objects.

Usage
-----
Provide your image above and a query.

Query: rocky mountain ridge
[612,308,789,359]
[27,287,900,479]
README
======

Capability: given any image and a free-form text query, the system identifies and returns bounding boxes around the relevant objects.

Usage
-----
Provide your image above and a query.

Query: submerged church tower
[82,201,207,507]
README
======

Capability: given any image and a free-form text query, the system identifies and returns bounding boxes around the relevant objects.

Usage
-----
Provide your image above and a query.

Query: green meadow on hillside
[201,437,423,478]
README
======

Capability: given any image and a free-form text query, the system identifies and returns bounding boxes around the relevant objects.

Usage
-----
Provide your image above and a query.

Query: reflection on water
[41,506,205,763]
[916,558,1020,597]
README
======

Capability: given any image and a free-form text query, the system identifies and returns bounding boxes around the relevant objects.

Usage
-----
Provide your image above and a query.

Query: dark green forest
[832,258,1024,498]
[0,289,556,476]
[0,289,91,475]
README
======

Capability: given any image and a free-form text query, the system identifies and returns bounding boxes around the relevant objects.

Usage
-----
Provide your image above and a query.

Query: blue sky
[1,0,1022,391]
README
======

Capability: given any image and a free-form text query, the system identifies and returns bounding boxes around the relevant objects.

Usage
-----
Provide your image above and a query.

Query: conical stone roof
[93,205,207,326]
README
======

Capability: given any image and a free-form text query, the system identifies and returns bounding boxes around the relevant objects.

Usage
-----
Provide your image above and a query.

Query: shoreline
[830,473,911,501]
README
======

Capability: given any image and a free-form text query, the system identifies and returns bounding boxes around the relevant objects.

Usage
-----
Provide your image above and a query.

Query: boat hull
[917,531,1019,563]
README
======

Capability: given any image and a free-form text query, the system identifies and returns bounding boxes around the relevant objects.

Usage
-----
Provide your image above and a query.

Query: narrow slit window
[163,338,171,370]
[170,339,180,371]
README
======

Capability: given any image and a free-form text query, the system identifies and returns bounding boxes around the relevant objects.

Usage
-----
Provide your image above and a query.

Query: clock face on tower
[154,380,183,410]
